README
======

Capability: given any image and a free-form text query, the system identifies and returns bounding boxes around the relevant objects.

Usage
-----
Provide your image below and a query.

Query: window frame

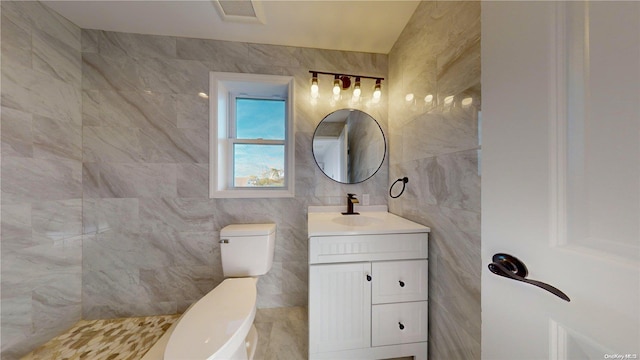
[228,95,287,188]
[209,72,295,198]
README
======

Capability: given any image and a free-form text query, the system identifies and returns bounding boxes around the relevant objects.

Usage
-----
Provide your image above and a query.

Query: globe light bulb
[353,77,361,98]
[444,95,454,105]
[372,79,382,102]
[310,73,319,99]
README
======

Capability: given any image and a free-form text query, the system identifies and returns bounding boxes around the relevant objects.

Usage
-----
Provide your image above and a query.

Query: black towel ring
[389,177,409,198]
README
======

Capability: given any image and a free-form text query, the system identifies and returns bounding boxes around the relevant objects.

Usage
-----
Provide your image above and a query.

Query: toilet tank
[220,223,276,277]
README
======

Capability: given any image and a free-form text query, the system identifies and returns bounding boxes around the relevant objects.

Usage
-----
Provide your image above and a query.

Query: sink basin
[332,215,383,227]
[307,206,431,236]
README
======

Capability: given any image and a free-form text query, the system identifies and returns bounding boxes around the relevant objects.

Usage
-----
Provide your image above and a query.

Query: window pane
[236,98,285,140]
[233,144,285,187]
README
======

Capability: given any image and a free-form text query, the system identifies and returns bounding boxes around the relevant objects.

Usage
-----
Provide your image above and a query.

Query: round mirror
[312,109,386,184]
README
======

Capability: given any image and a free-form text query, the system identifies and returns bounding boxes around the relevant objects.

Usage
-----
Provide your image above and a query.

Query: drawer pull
[399,280,405,287]
[399,322,405,330]
[366,274,372,282]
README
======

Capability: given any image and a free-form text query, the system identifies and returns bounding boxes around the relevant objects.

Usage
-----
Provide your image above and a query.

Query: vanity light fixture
[309,71,384,102]
[424,94,434,103]
[332,75,341,96]
[352,77,361,100]
[310,72,319,98]
[444,95,455,105]
[372,79,382,103]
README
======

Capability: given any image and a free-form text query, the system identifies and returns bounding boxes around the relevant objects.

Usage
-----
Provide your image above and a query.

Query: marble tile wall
[1,1,83,359]
[387,2,481,359]
[1,2,387,357]
[79,30,388,318]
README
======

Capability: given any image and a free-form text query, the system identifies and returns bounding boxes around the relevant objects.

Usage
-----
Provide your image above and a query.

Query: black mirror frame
[311,109,387,184]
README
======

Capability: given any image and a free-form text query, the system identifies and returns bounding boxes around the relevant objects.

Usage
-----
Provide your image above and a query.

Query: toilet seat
[164,277,258,360]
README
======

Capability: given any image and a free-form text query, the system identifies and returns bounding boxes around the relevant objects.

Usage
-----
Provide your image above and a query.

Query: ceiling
[44,0,421,54]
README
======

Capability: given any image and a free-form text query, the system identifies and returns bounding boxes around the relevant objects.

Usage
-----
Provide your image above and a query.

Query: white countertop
[308,206,430,237]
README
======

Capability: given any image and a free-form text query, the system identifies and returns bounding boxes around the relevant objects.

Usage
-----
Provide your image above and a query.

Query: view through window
[232,98,286,187]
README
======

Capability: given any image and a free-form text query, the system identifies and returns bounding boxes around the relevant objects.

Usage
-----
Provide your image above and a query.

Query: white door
[482,2,639,359]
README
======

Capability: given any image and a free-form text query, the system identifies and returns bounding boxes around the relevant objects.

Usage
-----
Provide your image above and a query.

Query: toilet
[142,223,276,360]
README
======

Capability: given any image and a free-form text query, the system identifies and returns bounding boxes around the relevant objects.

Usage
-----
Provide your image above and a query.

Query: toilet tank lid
[221,223,276,236]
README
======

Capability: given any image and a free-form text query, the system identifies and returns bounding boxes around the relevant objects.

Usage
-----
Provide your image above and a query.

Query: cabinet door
[309,262,372,354]
[372,260,428,304]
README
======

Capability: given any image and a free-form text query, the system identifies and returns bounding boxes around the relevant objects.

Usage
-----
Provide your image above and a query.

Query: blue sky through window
[236,98,285,139]
[234,98,286,183]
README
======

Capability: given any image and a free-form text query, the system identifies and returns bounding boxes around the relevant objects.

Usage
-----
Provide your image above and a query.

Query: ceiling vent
[212,0,266,24]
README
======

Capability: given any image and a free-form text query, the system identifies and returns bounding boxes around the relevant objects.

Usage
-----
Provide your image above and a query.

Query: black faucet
[342,193,360,215]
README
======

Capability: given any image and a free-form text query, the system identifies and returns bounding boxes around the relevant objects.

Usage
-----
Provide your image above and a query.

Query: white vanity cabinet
[308,208,430,360]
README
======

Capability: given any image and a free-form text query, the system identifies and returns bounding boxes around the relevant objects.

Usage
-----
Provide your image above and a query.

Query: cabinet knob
[399,280,405,287]
[366,274,372,282]
[399,322,405,330]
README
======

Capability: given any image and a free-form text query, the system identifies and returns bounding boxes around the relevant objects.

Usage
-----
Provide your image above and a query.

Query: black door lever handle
[488,253,570,302]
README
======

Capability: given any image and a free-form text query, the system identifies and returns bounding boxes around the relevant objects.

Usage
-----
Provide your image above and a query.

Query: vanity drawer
[372,260,428,304]
[372,301,428,347]
[309,233,428,264]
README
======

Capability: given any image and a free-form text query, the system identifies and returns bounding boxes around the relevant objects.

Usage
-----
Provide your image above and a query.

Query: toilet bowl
[165,277,258,359]
[142,223,276,360]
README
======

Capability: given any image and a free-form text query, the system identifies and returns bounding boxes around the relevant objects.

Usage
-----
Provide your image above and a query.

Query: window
[232,98,285,187]
[210,72,295,198]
